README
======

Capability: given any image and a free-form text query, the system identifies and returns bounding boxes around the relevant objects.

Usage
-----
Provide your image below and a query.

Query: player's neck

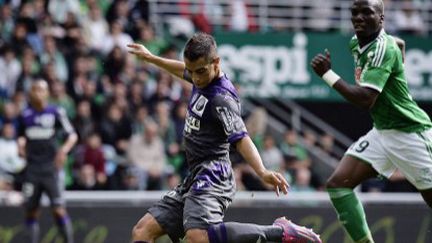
[31,102,47,112]
[358,28,382,48]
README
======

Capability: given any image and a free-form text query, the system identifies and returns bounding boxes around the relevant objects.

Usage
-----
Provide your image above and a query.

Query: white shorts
[346,128,432,190]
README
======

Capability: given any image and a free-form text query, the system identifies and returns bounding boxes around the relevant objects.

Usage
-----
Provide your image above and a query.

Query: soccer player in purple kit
[127,33,322,243]
[18,80,77,243]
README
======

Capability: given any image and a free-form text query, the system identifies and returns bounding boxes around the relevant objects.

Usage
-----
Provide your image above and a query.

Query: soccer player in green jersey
[311,0,432,242]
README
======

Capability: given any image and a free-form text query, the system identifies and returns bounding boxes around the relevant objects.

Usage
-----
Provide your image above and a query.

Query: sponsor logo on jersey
[184,111,201,133]
[36,114,55,127]
[191,95,208,117]
[26,127,55,139]
[355,67,362,84]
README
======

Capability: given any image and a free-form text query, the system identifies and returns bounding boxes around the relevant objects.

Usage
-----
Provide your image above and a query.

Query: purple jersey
[18,105,75,174]
[183,73,248,167]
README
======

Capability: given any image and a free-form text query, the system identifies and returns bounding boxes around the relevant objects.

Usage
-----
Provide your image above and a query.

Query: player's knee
[132,223,152,240]
[325,177,340,189]
[52,206,67,217]
[26,208,40,219]
[132,215,160,240]
[185,229,208,243]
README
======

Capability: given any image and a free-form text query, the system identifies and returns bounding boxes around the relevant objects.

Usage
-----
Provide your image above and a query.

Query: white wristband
[322,69,340,87]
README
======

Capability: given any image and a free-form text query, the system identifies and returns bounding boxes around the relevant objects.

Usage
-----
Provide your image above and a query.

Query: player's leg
[326,155,378,243]
[132,213,165,242]
[22,180,43,243]
[133,190,184,242]
[207,219,321,243]
[326,129,390,243]
[45,172,73,243]
[385,129,432,209]
[184,194,321,243]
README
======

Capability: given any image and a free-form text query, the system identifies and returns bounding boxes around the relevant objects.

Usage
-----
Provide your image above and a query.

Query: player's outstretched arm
[310,50,379,110]
[235,136,289,196]
[127,43,185,80]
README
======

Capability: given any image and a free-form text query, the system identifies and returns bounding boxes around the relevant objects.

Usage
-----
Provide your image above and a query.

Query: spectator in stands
[0,45,22,98]
[0,4,15,41]
[290,168,316,192]
[128,80,146,115]
[40,35,68,83]
[393,0,427,36]
[245,107,268,151]
[49,81,76,119]
[306,1,335,31]
[319,133,337,158]
[137,24,167,56]
[153,101,176,145]
[127,119,167,190]
[16,49,39,93]
[131,105,150,135]
[69,164,104,190]
[74,132,107,187]
[104,46,126,83]
[302,129,318,147]
[48,0,80,25]
[227,0,257,32]
[82,4,109,54]
[102,19,133,55]
[73,99,96,143]
[99,103,132,156]
[67,55,91,100]
[0,123,26,177]
[10,22,31,55]
[279,129,310,169]
[261,135,284,172]
[0,101,19,129]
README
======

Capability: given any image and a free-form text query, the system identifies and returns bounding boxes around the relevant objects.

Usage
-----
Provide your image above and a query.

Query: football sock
[328,188,374,243]
[55,215,74,243]
[25,218,40,243]
[208,222,283,243]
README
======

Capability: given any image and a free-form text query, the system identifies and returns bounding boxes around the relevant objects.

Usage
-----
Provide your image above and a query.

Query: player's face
[351,0,383,39]
[30,81,49,106]
[184,56,220,89]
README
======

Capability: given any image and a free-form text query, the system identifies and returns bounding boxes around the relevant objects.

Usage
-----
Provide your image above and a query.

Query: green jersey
[349,30,432,132]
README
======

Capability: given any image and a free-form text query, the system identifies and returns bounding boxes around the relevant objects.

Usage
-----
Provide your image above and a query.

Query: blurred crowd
[0,0,419,201]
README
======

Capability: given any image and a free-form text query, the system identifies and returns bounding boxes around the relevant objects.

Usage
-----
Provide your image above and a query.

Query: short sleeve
[360,44,397,92]
[212,94,248,144]
[56,107,75,135]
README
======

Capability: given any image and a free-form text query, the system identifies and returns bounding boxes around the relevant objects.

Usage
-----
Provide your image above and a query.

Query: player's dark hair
[183,32,217,62]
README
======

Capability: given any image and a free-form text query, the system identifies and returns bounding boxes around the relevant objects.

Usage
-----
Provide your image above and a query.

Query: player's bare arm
[17,136,26,158]
[235,136,289,196]
[311,50,379,110]
[55,132,78,169]
[127,43,186,80]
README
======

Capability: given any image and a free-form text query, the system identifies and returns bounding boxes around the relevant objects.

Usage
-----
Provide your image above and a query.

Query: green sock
[327,188,374,243]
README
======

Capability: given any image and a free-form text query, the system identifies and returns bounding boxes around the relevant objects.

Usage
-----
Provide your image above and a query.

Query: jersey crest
[191,95,208,117]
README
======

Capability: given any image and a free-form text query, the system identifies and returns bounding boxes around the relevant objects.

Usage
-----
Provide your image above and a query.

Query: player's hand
[54,150,67,169]
[311,49,332,77]
[127,43,153,61]
[259,170,289,196]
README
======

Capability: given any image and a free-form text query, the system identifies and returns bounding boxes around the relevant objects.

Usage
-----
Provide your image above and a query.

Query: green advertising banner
[215,32,432,101]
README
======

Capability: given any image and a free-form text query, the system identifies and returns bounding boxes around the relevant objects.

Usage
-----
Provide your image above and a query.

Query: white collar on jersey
[356,29,385,54]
